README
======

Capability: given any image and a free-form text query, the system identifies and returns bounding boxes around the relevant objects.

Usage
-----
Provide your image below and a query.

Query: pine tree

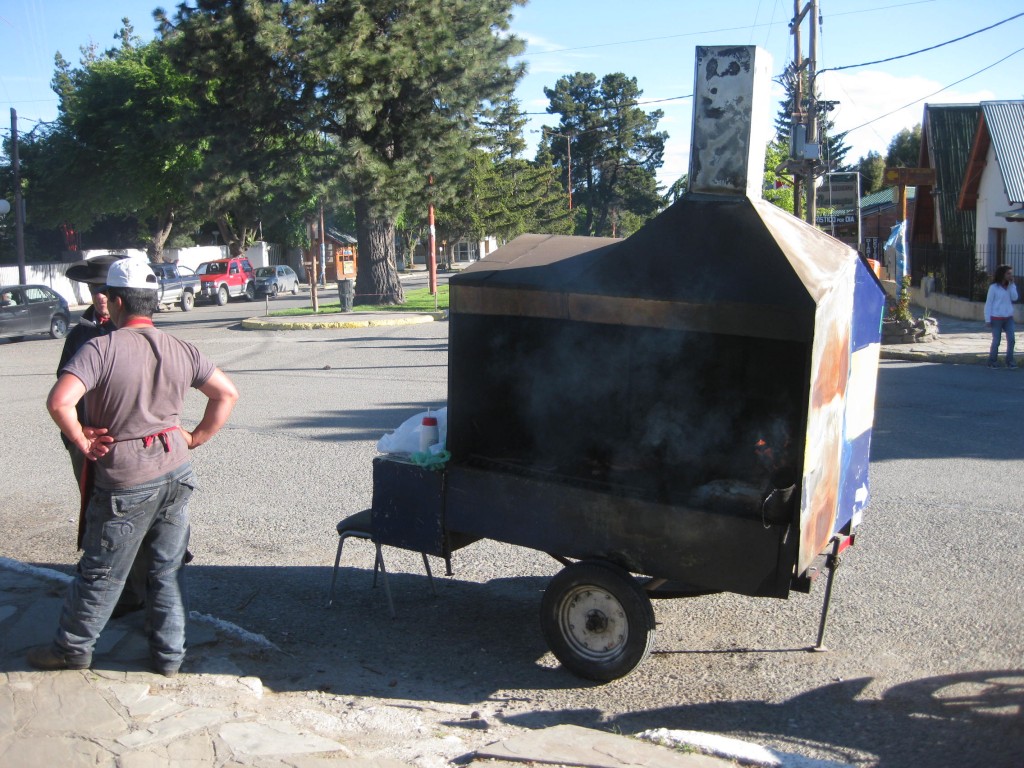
[543,72,666,237]
[302,0,526,304]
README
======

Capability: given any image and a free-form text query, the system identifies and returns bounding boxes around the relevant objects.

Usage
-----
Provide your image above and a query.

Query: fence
[912,243,1024,301]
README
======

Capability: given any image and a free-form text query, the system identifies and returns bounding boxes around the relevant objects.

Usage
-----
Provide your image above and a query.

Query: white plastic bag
[377,407,447,455]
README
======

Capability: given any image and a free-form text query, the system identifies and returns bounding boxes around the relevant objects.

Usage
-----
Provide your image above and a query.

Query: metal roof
[981,101,1024,204]
[920,104,981,249]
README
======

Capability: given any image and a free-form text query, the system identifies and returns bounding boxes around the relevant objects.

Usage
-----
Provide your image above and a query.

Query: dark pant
[55,465,196,669]
[69,446,148,609]
[989,316,1016,365]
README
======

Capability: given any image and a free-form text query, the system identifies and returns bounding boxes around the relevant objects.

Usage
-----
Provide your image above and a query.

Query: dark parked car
[0,284,71,341]
[253,265,301,297]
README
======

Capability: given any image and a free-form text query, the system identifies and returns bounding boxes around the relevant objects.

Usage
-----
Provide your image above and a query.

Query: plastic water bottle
[419,415,439,452]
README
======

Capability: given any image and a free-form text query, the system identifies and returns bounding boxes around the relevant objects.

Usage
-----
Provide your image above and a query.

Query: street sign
[816,214,856,225]
[816,172,860,209]
[883,167,935,186]
[864,237,881,261]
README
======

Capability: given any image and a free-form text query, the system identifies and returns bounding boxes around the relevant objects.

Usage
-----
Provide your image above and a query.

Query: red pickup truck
[196,257,256,305]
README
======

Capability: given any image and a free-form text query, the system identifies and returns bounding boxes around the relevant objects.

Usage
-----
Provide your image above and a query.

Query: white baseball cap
[103,257,158,291]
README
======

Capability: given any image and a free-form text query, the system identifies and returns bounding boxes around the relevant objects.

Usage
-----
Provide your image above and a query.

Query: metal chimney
[688,46,772,199]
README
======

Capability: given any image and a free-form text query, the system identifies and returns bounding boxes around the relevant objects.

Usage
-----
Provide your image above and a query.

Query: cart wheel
[540,560,655,681]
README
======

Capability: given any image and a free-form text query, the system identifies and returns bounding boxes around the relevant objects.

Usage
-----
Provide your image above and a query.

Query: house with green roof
[910,103,983,299]
[957,101,1024,279]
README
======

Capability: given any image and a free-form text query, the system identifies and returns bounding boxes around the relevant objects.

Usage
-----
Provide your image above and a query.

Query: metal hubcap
[560,586,628,660]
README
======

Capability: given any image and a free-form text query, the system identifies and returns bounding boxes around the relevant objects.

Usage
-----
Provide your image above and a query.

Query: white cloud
[818,70,994,160]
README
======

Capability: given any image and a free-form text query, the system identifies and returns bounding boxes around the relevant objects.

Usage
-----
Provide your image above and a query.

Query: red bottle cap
[422,416,438,426]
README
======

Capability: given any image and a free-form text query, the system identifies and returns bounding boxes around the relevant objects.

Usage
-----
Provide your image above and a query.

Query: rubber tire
[292,282,299,295]
[49,315,69,339]
[270,284,279,298]
[180,291,194,312]
[216,285,229,306]
[540,560,656,682]
[245,282,256,301]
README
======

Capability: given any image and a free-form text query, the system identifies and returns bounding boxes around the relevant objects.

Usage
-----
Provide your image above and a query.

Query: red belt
[141,426,178,452]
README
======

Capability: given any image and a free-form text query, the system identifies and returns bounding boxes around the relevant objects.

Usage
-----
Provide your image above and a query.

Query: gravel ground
[1,304,1021,768]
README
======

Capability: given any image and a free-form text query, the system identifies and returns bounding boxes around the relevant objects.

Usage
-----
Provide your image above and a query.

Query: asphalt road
[1,285,1021,768]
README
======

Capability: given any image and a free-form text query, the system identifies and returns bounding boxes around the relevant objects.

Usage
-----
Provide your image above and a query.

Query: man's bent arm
[182,368,239,450]
[47,373,112,459]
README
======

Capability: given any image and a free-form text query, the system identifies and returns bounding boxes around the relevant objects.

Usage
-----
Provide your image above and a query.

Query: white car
[253,265,301,297]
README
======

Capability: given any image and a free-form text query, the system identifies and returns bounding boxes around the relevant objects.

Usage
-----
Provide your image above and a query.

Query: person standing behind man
[984,264,1018,369]
[28,257,239,677]
[60,257,119,485]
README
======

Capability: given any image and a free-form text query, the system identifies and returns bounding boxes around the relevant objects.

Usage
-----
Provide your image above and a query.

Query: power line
[514,0,935,58]
[819,11,1024,74]
[840,45,1024,137]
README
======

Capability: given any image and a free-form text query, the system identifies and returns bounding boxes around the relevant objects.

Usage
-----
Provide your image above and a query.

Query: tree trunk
[216,217,250,258]
[149,206,175,263]
[354,197,403,306]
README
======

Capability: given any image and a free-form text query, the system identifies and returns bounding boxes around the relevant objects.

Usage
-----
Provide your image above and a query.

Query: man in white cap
[28,257,239,677]
[60,254,148,617]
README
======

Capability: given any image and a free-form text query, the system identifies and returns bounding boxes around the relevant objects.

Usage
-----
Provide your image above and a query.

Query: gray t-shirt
[62,326,216,488]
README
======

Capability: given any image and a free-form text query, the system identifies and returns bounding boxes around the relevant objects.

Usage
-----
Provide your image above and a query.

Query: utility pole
[805,0,819,228]
[428,176,437,296]
[318,199,327,288]
[11,109,27,284]
[788,0,820,226]
[791,0,803,221]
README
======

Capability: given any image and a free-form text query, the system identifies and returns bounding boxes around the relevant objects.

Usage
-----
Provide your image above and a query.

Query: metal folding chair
[327,509,435,617]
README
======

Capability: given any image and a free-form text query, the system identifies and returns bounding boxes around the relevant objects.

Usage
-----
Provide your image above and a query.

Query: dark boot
[26,645,91,671]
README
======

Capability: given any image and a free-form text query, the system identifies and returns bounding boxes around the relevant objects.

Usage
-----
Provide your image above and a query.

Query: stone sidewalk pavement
[10,559,834,768]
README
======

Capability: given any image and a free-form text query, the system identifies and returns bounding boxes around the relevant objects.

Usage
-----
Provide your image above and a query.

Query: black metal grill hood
[445,46,885,590]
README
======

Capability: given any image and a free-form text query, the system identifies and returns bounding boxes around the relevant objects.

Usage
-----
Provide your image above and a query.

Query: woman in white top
[984,264,1018,369]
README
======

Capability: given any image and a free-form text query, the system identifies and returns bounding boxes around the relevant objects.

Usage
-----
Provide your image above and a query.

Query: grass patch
[268,284,449,317]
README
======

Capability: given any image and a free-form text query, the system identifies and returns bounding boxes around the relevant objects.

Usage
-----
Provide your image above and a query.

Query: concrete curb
[880,349,990,366]
[240,311,447,330]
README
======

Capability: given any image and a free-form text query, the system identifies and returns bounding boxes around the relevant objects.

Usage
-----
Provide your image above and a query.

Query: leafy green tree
[663,175,688,206]
[855,150,887,194]
[544,72,666,237]
[20,24,201,259]
[886,125,922,168]
[763,138,794,213]
[436,147,573,248]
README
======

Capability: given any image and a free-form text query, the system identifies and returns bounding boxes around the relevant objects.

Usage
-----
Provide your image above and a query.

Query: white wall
[158,242,271,271]
[1,242,277,307]
[975,143,1024,272]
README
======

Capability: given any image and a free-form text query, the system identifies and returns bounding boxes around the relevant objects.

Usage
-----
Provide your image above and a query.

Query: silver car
[253,265,301,297]
[0,284,71,341]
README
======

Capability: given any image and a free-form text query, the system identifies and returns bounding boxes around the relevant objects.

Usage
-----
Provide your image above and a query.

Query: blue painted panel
[852,260,885,351]
[837,259,885,533]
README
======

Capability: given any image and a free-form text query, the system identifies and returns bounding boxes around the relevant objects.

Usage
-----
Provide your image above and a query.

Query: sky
[3,0,1023,188]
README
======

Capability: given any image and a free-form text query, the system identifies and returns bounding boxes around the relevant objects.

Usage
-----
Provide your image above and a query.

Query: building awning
[996,208,1024,221]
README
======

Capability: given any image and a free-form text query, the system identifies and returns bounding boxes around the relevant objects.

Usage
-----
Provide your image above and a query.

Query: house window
[988,227,1007,273]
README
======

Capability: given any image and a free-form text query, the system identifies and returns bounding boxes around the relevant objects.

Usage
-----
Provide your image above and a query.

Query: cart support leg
[422,553,437,596]
[811,537,842,652]
[374,544,396,618]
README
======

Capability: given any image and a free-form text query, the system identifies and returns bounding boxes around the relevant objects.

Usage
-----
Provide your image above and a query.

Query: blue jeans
[54,465,196,669]
[989,317,1016,365]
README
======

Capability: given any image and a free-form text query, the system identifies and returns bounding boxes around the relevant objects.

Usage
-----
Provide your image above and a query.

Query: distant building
[957,100,1024,278]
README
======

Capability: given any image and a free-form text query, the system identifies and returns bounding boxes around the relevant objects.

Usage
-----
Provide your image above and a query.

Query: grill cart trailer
[339,46,885,681]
